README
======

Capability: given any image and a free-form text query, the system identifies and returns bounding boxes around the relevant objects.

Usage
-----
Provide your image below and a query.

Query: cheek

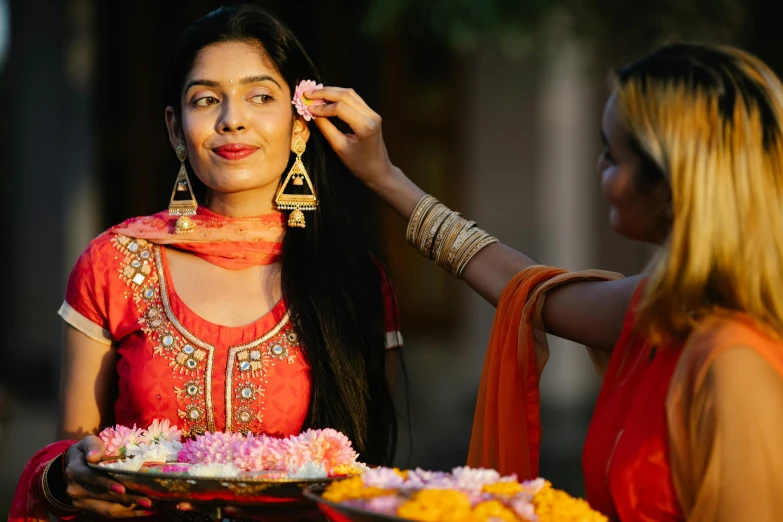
[599,166,624,203]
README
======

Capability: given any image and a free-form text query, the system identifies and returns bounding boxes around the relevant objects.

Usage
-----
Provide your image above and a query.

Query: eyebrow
[184,75,282,92]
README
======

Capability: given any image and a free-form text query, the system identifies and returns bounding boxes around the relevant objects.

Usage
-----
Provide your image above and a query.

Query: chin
[205,175,278,194]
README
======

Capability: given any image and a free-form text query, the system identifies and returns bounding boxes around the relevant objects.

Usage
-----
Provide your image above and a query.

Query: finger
[66,481,152,507]
[74,435,106,462]
[74,497,155,518]
[305,87,369,114]
[312,115,349,152]
[68,457,127,494]
[308,102,377,138]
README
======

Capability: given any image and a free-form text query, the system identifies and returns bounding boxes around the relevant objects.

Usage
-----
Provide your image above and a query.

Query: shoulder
[677,313,783,388]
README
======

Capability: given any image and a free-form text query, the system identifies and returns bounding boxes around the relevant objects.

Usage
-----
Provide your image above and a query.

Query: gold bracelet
[41,457,79,513]
[406,195,438,247]
[443,221,478,274]
[431,212,462,262]
[436,217,474,267]
[450,228,485,276]
[414,203,446,249]
[404,194,500,278]
[417,206,451,259]
[456,234,499,278]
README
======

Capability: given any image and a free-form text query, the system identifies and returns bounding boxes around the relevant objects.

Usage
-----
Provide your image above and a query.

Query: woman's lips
[212,144,259,160]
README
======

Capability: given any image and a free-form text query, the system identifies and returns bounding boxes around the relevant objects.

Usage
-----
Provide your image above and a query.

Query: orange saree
[469,265,783,521]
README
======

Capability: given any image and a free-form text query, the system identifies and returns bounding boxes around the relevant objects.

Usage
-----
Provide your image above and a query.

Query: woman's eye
[601,149,615,164]
[250,94,273,104]
[194,96,219,107]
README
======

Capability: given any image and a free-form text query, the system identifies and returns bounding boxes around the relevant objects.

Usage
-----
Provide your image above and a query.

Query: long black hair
[165,4,398,465]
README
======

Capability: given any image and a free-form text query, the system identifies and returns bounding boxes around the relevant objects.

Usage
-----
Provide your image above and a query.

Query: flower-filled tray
[89,461,337,505]
[89,419,367,506]
[303,467,609,522]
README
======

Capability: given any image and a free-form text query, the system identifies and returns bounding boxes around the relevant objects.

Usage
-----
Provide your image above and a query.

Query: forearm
[367,165,426,220]
[370,166,536,307]
[460,243,537,307]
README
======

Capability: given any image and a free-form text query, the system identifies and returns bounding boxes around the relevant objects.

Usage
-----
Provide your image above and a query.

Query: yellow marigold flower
[397,500,443,522]
[481,480,524,496]
[331,463,363,476]
[411,489,471,508]
[397,489,473,522]
[322,476,391,503]
[532,482,608,522]
[471,500,520,521]
[393,468,408,479]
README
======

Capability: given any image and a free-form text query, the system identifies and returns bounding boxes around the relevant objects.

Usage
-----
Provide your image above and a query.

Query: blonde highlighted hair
[613,43,783,342]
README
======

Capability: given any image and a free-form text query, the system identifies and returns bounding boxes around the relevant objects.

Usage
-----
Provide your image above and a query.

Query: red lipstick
[213,143,259,160]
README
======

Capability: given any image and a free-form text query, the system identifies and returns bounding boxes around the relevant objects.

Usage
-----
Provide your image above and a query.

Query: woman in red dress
[304,43,783,520]
[11,5,402,521]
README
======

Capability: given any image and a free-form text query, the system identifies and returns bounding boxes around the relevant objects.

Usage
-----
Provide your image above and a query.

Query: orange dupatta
[467,265,622,479]
[109,206,285,269]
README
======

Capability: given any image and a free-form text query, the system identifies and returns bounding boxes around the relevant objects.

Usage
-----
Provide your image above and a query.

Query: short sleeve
[680,346,783,522]
[381,270,403,349]
[58,232,118,345]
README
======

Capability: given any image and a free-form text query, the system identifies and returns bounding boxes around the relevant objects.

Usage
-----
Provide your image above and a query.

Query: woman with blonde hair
[306,42,783,520]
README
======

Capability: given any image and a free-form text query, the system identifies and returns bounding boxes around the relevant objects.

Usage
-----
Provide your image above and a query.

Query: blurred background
[0,0,779,514]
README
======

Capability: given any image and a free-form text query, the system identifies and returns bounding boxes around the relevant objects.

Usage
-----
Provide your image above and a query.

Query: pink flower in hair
[292,79,325,121]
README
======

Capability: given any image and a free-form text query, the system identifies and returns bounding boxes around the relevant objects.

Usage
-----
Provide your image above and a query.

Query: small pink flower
[177,432,243,464]
[287,428,358,473]
[292,79,325,121]
[99,424,144,458]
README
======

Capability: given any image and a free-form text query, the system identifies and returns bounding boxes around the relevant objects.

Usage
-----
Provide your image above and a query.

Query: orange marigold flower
[481,480,524,496]
[322,476,392,503]
[532,482,608,522]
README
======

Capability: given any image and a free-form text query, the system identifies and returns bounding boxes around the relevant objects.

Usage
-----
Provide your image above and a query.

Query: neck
[207,186,278,218]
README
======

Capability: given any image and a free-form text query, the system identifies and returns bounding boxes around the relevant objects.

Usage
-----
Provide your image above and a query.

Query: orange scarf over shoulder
[110,206,285,269]
[467,265,621,478]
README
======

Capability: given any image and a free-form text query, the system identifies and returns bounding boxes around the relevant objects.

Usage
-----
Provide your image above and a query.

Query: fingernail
[87,450,99,459]
[111,484,125,494]
[176,503,191,511]
[138,498,152,508]
[140,510,155,516]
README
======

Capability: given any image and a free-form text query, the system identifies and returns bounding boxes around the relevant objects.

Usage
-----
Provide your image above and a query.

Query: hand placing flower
[292,80,326,121]
[304,86,398,191]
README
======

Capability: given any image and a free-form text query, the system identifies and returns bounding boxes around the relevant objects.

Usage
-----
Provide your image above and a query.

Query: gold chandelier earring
[169,143,198,234]
[275,137,317,228]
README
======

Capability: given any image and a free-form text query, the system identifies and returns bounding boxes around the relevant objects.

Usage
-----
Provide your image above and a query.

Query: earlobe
[291,117,311,151]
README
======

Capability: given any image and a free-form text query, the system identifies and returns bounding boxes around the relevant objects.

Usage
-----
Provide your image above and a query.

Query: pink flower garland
[98,420,360,475]
[177,428,359,474]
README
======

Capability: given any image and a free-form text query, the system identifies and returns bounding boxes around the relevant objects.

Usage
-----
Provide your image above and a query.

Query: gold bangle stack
[41,457,79,513]
[406,195,498,278]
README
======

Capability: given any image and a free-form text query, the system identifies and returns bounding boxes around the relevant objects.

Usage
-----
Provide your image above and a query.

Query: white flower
[100,458,144,472]
[187,462,241,478]
[521,478,547,495]
[141,419,182,444]
[127,441,181,463]
[289,461,328,479]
